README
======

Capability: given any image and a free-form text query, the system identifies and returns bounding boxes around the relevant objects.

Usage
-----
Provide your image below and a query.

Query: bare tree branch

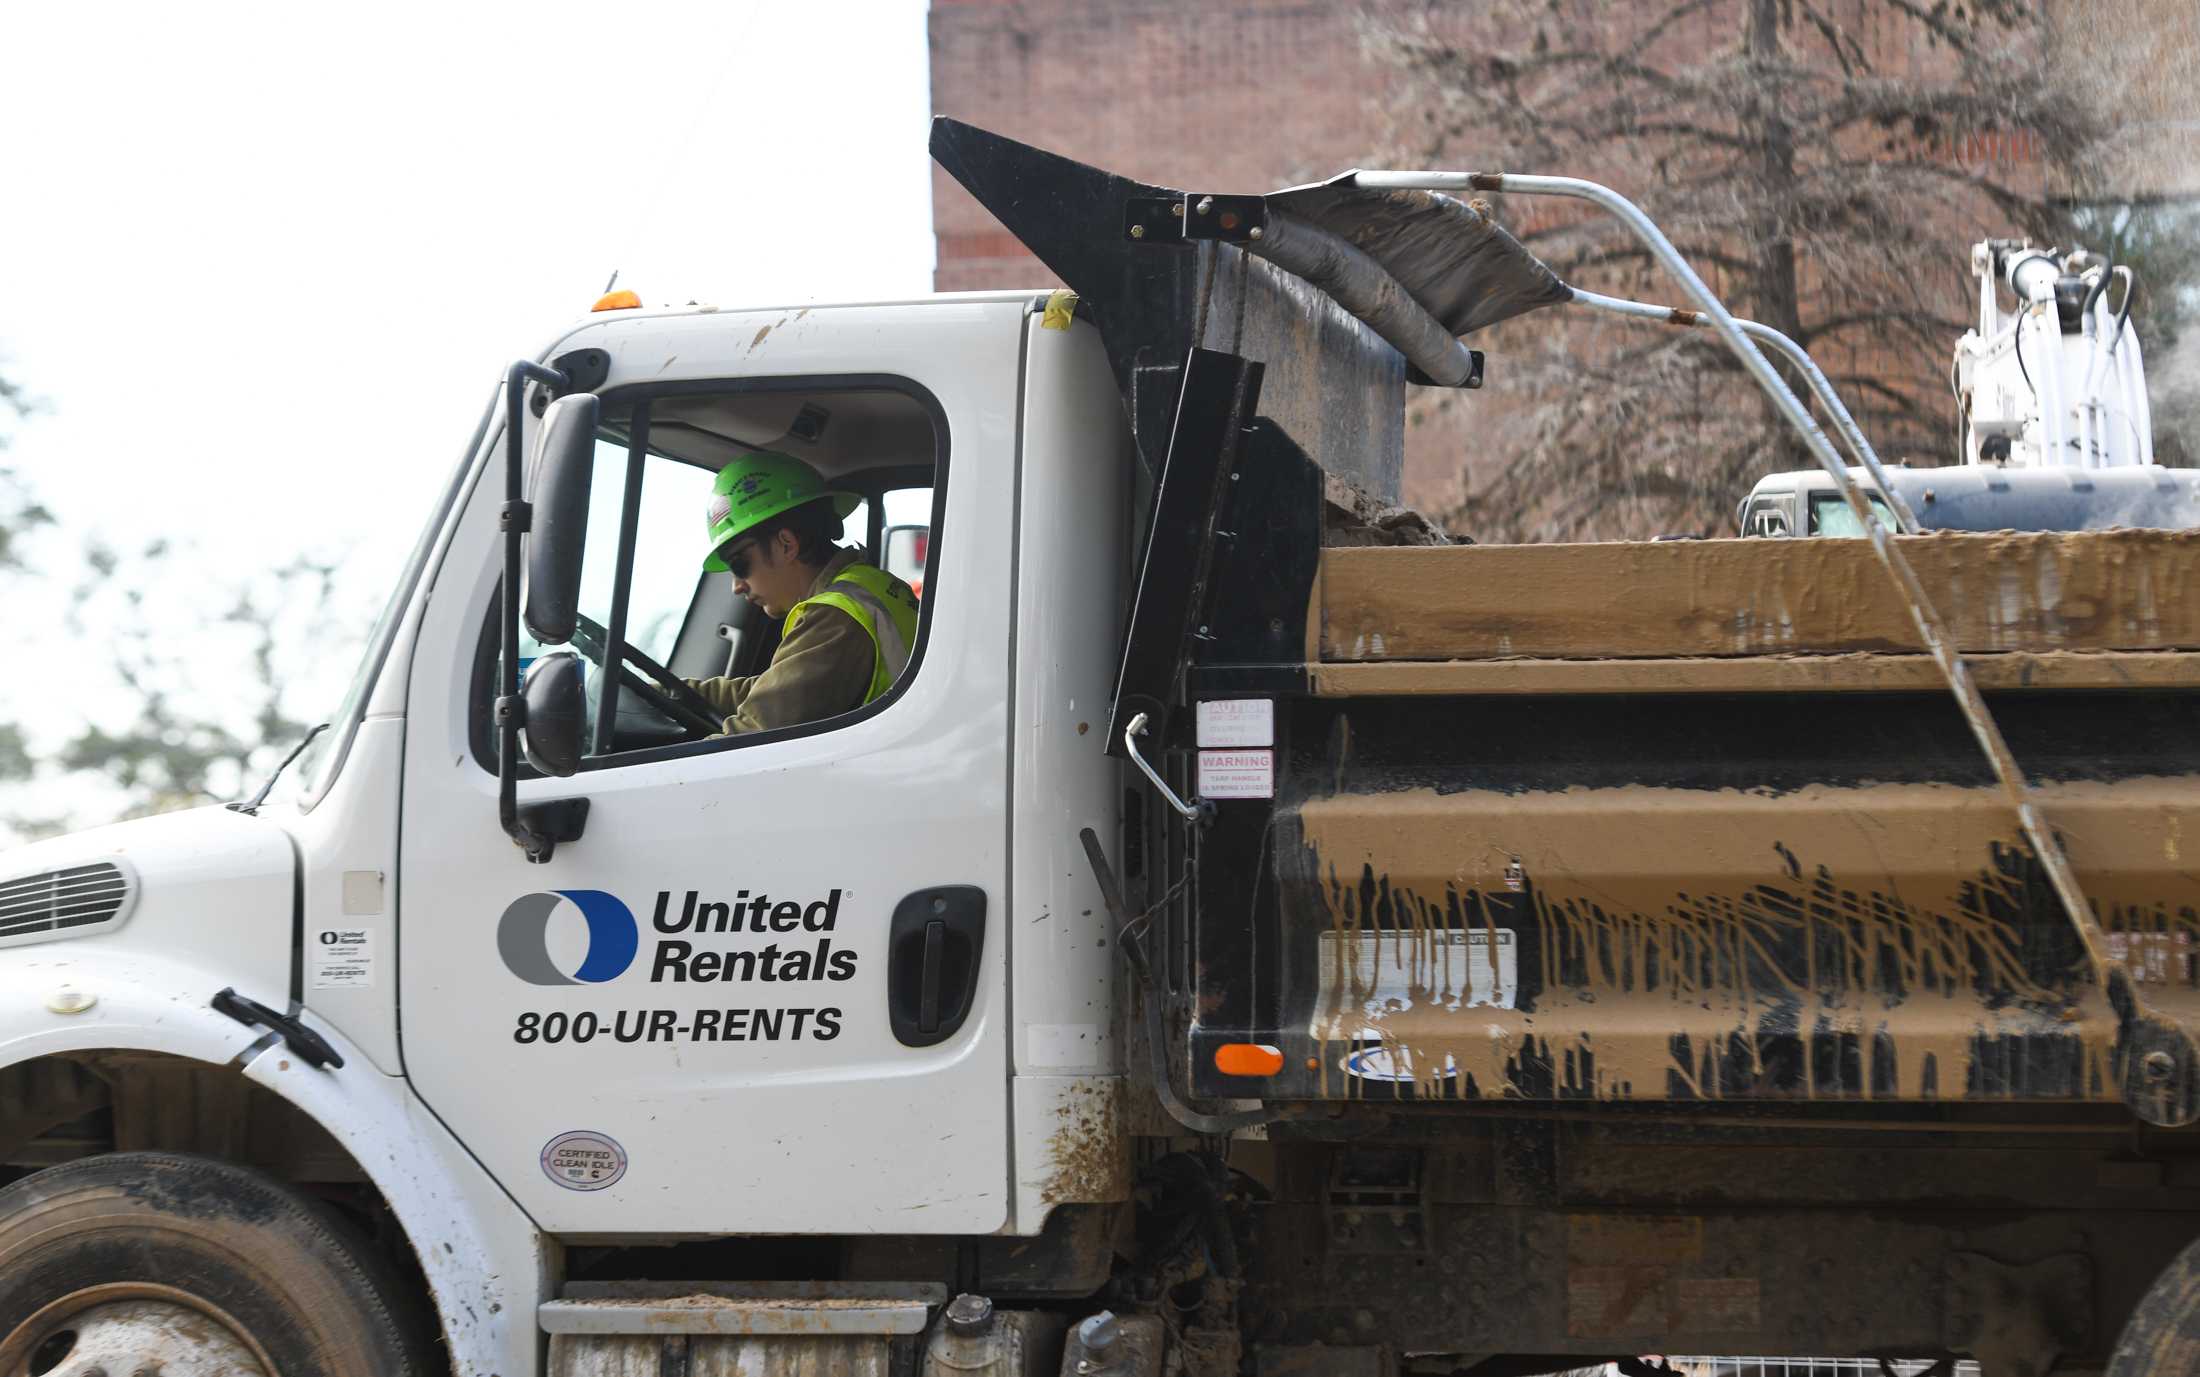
[1368,0,2123,541]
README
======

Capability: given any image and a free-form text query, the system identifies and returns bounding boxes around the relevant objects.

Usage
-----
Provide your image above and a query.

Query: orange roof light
[592,289,642,312]
[1214,1043,1285,1078]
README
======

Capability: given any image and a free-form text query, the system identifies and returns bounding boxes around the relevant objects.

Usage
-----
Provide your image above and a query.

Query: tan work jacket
[686,549,879,736]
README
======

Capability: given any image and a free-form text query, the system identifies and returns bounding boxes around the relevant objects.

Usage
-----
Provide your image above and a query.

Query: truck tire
[0,1151,433,1377]
[2107,1232,2200,1377]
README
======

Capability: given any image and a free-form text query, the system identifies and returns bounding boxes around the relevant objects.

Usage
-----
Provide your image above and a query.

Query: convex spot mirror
[882,523,929,593]
[524,392,600,646]
[521,651,588,777]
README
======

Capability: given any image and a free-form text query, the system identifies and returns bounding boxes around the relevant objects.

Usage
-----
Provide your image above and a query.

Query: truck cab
[1739,463,2200,536]
[1,288,1142,1373]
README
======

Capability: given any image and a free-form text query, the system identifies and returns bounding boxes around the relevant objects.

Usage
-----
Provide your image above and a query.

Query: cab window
[1810,492,1896,537]
[491,380,944,769]
[1742,499,1792,537]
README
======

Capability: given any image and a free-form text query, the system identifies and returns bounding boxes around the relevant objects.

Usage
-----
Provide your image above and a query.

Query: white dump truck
[3,122,2198,1377]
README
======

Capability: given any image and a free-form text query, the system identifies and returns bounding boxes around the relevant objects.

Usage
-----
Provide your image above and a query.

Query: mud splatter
[1291,779,2200,1105]
[1041,1077,1130,1205]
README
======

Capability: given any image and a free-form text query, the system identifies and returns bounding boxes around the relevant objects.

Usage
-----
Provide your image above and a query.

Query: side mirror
[521,652,589,778]
[882,523,929,597]
[524,393,600,645]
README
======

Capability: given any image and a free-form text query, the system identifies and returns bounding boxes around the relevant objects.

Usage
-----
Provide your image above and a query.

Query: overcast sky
[0,0,937,814]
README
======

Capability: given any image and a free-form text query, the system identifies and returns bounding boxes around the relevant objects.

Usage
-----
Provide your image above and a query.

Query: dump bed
[1172,527,2200,1112]
[1314,529,2200,692]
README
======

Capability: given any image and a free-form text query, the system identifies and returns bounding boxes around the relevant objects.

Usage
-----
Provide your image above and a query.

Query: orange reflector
[591,289,642,312]
[1214,1043,1284,1077]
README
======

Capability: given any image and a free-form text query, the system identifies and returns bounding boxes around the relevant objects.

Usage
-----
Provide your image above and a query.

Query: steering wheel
[568,613,727,739]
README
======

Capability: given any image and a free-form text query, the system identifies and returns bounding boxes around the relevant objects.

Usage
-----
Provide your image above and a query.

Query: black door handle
[888,886,986,1047]
[919,920,946,1034]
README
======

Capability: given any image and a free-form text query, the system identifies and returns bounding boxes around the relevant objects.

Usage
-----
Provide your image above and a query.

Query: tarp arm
[1566,286,1920,533]
[1346,171,2198,1110]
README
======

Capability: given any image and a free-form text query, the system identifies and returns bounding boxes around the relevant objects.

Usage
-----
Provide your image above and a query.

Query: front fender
[0,945,267,1066]
[241,1022,548,1377]
[0,953,547,1377]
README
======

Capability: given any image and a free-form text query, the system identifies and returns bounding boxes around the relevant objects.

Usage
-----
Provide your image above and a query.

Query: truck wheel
[0,1151,432,1377]
[2107,1232,2200,1376]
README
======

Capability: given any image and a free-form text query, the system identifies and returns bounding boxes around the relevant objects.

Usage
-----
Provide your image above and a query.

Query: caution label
[310,927,375,990]
[1196,698,1274,748]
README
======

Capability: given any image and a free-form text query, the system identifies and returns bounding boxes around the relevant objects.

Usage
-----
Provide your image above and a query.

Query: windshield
[1810,491,1897,537]
[292,393,496,804]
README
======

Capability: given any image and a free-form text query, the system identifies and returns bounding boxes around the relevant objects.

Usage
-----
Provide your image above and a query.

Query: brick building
[928,0,2194,518]
[930,0,1402,293]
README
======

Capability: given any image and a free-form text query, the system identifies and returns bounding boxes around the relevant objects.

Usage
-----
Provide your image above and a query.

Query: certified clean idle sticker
[540,1130,628,1191]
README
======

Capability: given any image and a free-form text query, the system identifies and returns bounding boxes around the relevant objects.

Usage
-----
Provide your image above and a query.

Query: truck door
[396,306,1023,1234]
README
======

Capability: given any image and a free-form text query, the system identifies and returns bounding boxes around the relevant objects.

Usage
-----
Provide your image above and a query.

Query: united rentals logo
[496,890,639,985]
[496,887,860,987]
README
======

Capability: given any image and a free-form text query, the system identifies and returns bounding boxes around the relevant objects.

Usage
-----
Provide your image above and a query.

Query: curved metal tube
[1247,211,1481,386]
[1125,711,1202,821]
[1567,287,1919,533]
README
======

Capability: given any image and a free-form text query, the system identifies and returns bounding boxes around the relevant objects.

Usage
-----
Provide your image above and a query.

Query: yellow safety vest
[783,563,922,705]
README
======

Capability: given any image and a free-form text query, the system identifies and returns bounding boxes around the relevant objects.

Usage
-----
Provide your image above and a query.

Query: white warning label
[310,926,375,990]
[1312,927,1517,1039]
[1196,698,1274,748]
[1196,748,1274,799]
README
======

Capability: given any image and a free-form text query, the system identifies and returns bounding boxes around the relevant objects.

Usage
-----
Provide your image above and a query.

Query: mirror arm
[499,359,571,861]
[594,402,651,755]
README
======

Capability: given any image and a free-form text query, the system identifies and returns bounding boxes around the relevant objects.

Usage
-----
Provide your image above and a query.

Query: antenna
[602,269,620,295]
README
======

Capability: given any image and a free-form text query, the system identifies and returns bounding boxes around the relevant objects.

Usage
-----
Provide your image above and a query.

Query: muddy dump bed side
[1167,528,2200,1111]
[1314,529,2200,691]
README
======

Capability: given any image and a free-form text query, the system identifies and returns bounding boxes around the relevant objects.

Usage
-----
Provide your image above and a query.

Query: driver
[683,451,920,736]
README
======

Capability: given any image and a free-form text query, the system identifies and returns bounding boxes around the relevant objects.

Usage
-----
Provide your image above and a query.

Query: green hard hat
[702,451,860,572]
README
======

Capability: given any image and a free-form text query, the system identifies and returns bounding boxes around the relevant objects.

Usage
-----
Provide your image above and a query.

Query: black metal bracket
[532,348,610,415]
[1124,193,1269,247]
[212,987,344,1070]
[1177,193,1266,243]
[1124,197,1193,248]
[1186,419,1323,695]
[1407,348,1487,390]
[513,797,591,865]
[1325,1148,1433,1253]
[1105,348,1266,758]
[2107,966,2200,1127]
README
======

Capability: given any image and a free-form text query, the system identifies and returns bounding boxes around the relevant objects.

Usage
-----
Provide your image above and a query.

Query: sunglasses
[721,539,762,579]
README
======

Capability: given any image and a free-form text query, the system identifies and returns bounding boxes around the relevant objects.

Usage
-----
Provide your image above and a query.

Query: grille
[0,861,137,945]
